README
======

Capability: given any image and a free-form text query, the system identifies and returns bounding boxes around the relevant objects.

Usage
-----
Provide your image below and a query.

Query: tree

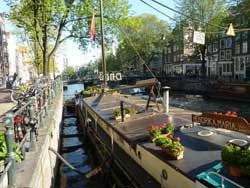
[62,66,76,80]
[8,0,130,77]
[176,0,229,77]
[115,14,171,74]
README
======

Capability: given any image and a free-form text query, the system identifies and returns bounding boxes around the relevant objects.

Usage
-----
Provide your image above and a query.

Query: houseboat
[75,79,250,188]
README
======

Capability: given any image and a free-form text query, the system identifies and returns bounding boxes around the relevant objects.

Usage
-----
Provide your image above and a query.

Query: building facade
[0,13,9,87]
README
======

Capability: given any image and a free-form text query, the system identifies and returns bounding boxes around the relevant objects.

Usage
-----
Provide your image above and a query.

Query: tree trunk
[42,25,48,77]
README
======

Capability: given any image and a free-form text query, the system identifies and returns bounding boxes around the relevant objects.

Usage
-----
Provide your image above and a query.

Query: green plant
[222,144,250,176]
[148,123,175,139]
[0,133,23,163]
[155,136,184,157]
[113,108,121,117]
[82,86,101,98]
[161,123,175,134]
[113,107,135,118]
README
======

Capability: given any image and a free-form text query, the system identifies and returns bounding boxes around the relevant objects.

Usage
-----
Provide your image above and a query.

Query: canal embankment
[15,88,63,188]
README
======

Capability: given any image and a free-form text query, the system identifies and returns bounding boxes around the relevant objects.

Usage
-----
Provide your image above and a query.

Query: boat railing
[206,171,244,188]
[0,77,62,188]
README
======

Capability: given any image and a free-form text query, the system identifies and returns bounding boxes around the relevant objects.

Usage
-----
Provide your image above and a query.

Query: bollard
[3,113,16,188]
[162,86,170,114]
[29,98,37,151]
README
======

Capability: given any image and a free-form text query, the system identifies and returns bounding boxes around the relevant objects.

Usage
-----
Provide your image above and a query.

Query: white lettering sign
[99,72,122,81]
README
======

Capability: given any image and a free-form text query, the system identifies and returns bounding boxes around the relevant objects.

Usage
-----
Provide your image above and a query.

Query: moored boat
[75,81,250,188]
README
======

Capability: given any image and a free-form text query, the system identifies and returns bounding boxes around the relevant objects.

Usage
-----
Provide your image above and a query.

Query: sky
[0,0,177,68]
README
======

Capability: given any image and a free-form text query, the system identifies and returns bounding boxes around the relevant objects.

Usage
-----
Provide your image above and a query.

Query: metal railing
[0,77,62,188]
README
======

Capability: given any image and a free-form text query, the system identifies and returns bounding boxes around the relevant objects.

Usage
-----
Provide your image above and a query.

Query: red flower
[175,137,181,142]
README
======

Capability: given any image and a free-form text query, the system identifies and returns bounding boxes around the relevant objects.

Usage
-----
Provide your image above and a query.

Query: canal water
[169,91,250,120]
[59,83,99,188]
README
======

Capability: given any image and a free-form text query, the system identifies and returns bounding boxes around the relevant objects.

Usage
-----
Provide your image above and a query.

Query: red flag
[90,13,95,41]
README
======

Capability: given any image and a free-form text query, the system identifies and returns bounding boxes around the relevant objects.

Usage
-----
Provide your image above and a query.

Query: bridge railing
[0,78,62,188]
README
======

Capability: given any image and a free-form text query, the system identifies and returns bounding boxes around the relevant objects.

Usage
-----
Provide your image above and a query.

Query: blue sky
[0,0,177,67]
[129,0,176,22]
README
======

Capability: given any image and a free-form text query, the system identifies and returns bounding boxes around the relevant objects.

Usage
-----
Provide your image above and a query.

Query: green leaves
[222,143,250,175]
[0,133,23,163]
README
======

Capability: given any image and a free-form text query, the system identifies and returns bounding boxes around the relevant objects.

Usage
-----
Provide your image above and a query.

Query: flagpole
[99,0,107,92]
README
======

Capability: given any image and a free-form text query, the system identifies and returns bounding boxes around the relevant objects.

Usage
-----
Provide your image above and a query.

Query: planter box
[161,147,184,160]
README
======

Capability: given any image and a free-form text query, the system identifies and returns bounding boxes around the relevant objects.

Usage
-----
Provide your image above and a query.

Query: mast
[99,0,107,92]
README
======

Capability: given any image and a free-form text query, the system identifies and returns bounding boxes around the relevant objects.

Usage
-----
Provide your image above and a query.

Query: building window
[242,41,248,54]
[208,44,212,53]
[235,44,240,54]
[226,38,232,48]
[213,43,218,52]
[173,55,176,62]
[220,39,225,49]
[235,58,239,71]
[212,55,218,61]
[220,50,225,60]
[173,45,176,52]
[168,47,171,53]
[226,49,231,60]
[240,57,244,71]
[242,31,248,40]
[235,33,240,42]
[227,64,231,72]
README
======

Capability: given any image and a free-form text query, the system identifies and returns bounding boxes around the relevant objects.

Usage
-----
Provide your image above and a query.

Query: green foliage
[161,123,175,134]
[62,66,77,80]
[115,14,171,72]
[0,133,23,163]
[8,0,130,76]
[222,144,250,175]
[155,136,184,157]
[82,86,101,98]
[113,106,134,117]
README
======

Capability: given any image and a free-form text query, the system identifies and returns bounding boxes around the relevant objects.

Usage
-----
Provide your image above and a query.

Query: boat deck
[84,94,250,187]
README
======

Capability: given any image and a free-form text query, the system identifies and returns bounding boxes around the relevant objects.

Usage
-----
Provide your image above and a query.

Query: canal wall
[15,91,63,188]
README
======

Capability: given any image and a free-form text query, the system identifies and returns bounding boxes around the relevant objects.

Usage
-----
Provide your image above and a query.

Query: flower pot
[161,147,184,160]
[229,166,242,177]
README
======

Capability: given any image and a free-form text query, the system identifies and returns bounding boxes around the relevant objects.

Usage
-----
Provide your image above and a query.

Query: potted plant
[155,135,184,160]
[221,143,250,177]
[113,107,135,120]
[148,123,175,142]
[82,86,101,98]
